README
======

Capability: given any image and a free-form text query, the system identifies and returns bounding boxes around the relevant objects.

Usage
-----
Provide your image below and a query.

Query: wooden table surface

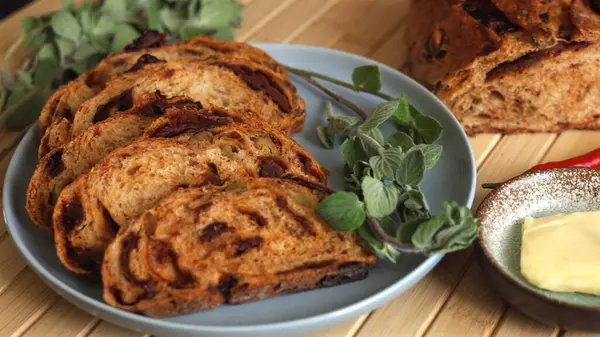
[1,1,599,336]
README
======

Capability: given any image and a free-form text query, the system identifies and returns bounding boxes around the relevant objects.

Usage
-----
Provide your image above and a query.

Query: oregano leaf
[409,144,443,169]
[21,16,39,33]
[159,8,185,33]
[78,4,93,33]
[73,43,102,62]
[316,192,366,232]
[411,214,444,249]
[377,215,397,236]
[88,34,111,52]
[24,28,47,50]
[396,218,425,243]
[362,177,398,218]
[340,137,366,167]
[401,190,426,211]
[55,37,75,63]
[50,11,81,42]
[34,43,58,88]
[393,93,412,126]
[198,0,241,28]
[387,131,415,151]
[317,126,334,149]
[69,59,88,74]
[359,100,396,132]
[357,225,384,250]
[147,0,163,31]
[15,69,33,88]
[327,115,359,134]
[368,146,403,181]
[37,42,56,60]
[366,127,385,145]
[188,0,201,17]
[179,23,206,40]
[92,14,115,36]
[409,104,423,118]
[415,115,443,144]
[356,132,381,157]
[411,201,481,254]
[212,26,236,41]
[396,149,425,186]
[351,65,381,93]
[100,0,127,21]
[111,24,141,53]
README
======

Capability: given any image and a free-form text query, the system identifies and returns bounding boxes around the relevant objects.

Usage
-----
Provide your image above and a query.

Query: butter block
[521,211,600,295]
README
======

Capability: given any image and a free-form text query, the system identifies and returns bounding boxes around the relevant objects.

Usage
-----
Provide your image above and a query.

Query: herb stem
[367,218,426,254]
[301,76,369,119]
[285,65,396,101]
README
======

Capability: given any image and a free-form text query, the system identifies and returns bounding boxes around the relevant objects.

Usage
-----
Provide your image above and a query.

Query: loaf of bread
[401,0,600,134]
[40,56,304,157]
[38,32,285,137]
[27,95,252,231]
[102,178,376,317]
[53,117,327,275]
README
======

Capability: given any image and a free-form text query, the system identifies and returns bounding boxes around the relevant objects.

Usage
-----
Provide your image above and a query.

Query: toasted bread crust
[38,34,287,136]
[102,178,376,317]
[402,0,600,134]
[41,56,304,156]
[53,117,325,275]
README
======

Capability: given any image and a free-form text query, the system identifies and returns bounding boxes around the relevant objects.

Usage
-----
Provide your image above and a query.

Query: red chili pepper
[529,148,600,171]
[482,147,600,189]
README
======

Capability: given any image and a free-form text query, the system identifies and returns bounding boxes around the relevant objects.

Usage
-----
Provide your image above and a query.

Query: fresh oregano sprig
[288,65,481,262]
[0,0,242,143]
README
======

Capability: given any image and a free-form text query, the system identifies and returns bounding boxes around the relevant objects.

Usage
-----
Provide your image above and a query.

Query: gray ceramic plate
[3,44,476,337]
[476,167,600,330]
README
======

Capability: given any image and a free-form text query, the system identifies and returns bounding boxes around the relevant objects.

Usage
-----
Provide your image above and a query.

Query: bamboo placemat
[0,1,599,336]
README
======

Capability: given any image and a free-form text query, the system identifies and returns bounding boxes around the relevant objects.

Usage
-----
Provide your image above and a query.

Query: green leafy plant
[0,0,242,142]
[286,65,481,262]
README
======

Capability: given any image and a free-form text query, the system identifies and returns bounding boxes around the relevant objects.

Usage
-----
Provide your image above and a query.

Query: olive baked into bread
[103,178,376,317]
[401,0,600,134]
[53,112,327,275]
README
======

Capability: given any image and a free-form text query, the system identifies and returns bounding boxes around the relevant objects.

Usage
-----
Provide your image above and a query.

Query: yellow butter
[521,211,600,295]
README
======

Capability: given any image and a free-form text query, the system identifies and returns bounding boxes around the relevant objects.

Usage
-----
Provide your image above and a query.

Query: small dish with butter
[475,167,600,331]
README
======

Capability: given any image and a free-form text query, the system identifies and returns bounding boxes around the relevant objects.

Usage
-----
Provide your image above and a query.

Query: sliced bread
[102,178,376,317]
[53,119,326,275]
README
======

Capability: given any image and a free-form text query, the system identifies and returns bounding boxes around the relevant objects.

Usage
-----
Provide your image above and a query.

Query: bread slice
[38,32,286,136]
[53,120,326,275]
[27,93,238,231]
[40,56,304,157]
[102,177,376,317]
[401,0,600,134]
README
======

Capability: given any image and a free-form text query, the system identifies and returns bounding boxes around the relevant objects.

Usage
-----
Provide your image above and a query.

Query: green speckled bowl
[475,167,600,331]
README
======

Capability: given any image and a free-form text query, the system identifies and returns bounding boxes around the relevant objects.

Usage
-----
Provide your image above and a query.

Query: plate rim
[3,43,475,334]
